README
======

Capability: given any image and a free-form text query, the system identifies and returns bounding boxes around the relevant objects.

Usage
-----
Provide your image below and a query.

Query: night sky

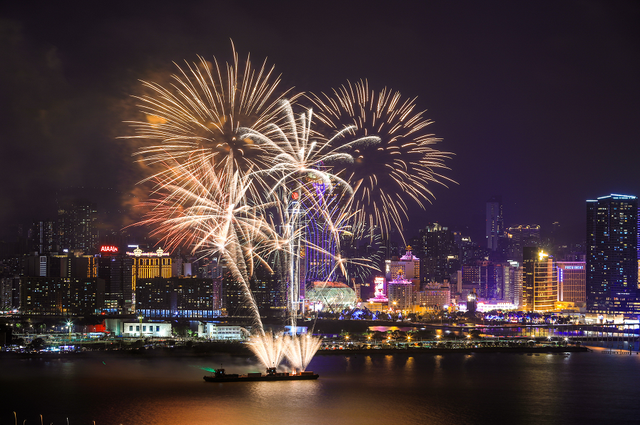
[2,1,639,244]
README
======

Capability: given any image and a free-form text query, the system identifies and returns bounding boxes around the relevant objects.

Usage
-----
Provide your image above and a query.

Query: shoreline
[316,345,589,355]
[0,344,591,360]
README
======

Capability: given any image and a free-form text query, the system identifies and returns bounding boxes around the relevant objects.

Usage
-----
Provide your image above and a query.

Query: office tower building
[586,194,640,314]
[556,261,586,303]
[508,260,522,307]
[30,220,57,254]
[57,199,98,253]
[486,196,504,251]
[421,223,459,284]
[521,247,535,311]
[522,247,557,312]
[533,251,557,312]
[505,225,541,262]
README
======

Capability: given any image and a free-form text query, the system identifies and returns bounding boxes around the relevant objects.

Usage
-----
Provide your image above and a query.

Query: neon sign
[100,245,119,253]
[374,277,385,298]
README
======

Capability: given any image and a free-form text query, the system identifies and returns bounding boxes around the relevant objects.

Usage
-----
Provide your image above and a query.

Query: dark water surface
[2,349,640,425]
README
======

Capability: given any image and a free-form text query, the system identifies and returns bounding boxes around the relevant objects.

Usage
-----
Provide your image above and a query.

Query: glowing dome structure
[306,281,357,312]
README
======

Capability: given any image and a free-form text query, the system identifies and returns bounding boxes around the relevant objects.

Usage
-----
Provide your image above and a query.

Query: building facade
[586,194,640,314]
[486,196,504,251]
[136,277,218,318]
[416,283,451,311]
[533,252,557,312]
[556,261,586,303]
[20,276,105,315]
[387,279,413,311]
[385,248,420,290]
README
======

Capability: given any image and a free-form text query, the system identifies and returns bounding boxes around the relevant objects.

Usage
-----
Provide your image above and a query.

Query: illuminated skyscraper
[586,194,640,314]
[486,196,503,251]
[533,251,557,312]
[420,223,459,283]
[522,247,557,312]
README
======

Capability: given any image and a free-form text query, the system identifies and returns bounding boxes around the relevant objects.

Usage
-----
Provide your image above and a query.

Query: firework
[247,332,288,369]
[284,334,323,372]
[307,79,454,236]
[238,100,378,329]
[239,99,378,199]
[136,153,283,335]
[127,42,296,176]
[129,50,454,373]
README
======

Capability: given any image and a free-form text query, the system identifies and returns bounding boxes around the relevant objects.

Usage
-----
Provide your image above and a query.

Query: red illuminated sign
[100,245,119,253]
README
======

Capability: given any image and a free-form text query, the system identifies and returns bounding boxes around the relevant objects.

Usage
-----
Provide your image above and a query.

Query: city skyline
[2,2,640,244]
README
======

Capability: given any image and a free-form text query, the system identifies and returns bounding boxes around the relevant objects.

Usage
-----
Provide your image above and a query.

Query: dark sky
[1,1,639,244]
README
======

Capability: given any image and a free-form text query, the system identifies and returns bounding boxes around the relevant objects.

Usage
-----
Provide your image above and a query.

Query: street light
[66,320,72,341]
[138,315,144,339]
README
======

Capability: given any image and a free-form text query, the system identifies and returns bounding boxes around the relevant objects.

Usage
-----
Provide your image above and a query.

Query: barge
[204,367,319,382]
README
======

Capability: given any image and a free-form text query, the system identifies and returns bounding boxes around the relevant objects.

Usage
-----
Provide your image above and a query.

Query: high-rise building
[420,223,459,284]
[505,225,541,262]
[533,251,557,312]
[586,194,640,314]
[30,220,57,254]
[507,260,522,307]
[522,247,557,312]
[486,196,504,251]
[0,277,20,311]
[57,199,98,253]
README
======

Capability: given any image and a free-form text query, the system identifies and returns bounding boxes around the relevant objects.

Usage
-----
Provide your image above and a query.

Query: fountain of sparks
[284,333,324,373]
[247,331,287,370]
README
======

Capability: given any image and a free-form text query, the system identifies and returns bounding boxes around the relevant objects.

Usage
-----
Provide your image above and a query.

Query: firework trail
[307,79,454,236]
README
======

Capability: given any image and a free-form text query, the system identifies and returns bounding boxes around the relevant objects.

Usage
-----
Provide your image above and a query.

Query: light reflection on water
[3,352,640,425]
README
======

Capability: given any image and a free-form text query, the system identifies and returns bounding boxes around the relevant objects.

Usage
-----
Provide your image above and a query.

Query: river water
[2,348,640,425]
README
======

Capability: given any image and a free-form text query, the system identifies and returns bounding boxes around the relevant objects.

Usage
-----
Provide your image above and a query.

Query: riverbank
[316,345,589,355]
[0,342,592,360]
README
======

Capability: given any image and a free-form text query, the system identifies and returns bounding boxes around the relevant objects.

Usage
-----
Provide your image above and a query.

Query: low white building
[198,323,247,341]
[121,322,172,338]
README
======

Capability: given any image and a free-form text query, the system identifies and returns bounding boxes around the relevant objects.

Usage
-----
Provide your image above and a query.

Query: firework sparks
[247,332,287,369]
[126,42,296,176]
[307,79,454,236]
[129,50,454,373]
[284,334,324,372]
[136,153,283,335]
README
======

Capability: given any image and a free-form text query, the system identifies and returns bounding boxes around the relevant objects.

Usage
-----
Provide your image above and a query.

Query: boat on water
[203,367,319,382]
